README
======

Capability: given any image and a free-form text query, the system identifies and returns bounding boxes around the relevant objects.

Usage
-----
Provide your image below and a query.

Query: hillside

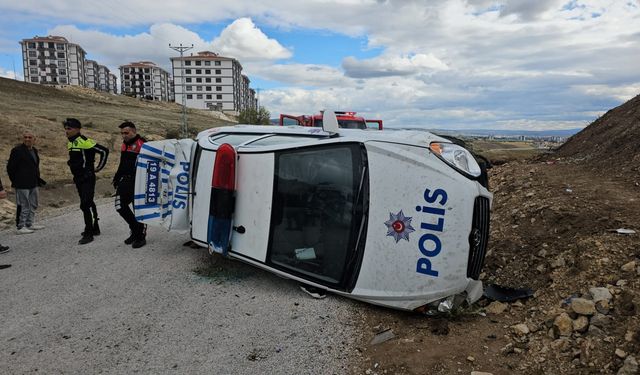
[555,93,640,181]
[0,77,235,227]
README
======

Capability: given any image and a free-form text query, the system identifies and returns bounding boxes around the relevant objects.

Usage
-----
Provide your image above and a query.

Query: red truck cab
[279,111,383,130]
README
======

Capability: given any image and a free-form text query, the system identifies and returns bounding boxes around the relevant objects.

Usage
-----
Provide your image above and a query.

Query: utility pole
[169,43,194,138]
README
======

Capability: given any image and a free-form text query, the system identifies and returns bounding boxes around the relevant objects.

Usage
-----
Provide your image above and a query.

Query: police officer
[63,118,109,245]
[113,121,147,248]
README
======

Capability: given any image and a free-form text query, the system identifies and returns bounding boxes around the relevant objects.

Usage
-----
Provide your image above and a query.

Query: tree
[238,106,271,125]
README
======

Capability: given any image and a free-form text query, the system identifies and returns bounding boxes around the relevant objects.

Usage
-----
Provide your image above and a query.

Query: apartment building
[108,73,118,94]
[119,61,170,101]
[20,35,86,86]
[97,64,112,92]
[85,59,99,89]
[171,51,256,114]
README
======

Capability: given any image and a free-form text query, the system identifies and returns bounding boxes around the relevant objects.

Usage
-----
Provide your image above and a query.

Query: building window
[59,69,67,75]
[217,94,222,99]
[29,60,37,66]
[196,86,202,91]
[144,68,150,73]
[186,78,192,83]
[38,42,44,48]
[196,69,202,74]
[216,78,221,83]
[216,86,222,91]
[195,61,201,66]
[205,78,211,83]
[124,81,130,87]
[123,68,130,73]
[124,74,130,80]
[215,69,221,74]
[30,77,38,82]
[215,61,221,66]
[186,86,192,91]
[197,94,203,99]
[56,44,65,50]
[59,77,68,84]
[145,82,151,87]
[185,69,191,74]
[144,75,150,80]
[196,78,202,83]
[29,68,38,74]
[57,52,65,58]
[186,94,193,99]
[205,61,211,66]
[48,42,55,48]
[28,51,36,57]
[206,86,212,91]
[145,88,152,93]
[185,61,191,66]
[28,42,36,49]
[58,60,66,67]
[205,69,211,74]
[206,94,212,99]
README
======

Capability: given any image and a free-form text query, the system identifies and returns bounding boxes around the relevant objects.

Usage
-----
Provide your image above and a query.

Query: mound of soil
[556,93,640,183]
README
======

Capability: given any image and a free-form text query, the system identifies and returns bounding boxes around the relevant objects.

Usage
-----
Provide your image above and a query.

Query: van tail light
[208,143,236,256]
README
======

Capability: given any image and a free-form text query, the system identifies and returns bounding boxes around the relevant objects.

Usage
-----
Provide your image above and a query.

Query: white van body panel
[229,153,275,262]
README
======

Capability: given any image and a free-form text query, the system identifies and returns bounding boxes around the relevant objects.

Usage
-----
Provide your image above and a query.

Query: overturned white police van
[133,111,492,312]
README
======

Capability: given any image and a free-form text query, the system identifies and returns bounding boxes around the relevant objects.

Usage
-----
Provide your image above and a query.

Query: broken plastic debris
[370,329,395,345]
[609,228,636,235]
[438,295,455,313]
[483,284,534,302]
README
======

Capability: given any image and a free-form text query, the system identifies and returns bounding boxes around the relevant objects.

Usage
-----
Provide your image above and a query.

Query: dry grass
[0,77,236,185]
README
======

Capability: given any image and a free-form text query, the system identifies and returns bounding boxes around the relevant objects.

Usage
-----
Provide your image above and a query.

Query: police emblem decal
[384,210,415,243]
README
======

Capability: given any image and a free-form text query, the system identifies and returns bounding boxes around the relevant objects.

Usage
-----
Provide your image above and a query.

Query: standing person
[0,177,10,254]
[113,121,147,248]
[7,130,46,234]
[63,118,109,245]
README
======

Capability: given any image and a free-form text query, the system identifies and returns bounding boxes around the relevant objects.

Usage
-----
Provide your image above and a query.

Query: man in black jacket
[7,130,46,234]
[113,121,147,248]
[63,118,109,245]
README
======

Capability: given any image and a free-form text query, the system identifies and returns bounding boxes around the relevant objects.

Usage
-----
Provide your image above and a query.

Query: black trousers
[74,174,98,233]
[115,176,144,236]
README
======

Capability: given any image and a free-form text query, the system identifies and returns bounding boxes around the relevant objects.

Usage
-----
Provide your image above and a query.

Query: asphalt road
[0,202,359,374]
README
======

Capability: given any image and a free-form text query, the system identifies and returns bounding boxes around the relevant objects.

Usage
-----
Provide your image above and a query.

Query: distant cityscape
[19,35,257,115]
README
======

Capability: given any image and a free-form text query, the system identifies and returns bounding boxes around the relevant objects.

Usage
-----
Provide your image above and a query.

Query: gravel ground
[0,203,359,374]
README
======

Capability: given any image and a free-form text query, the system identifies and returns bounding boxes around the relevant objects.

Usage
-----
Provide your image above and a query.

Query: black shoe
[132,237,146,249]
[124,233,136,245]
[78,235,94,245]
[0,245,10,254]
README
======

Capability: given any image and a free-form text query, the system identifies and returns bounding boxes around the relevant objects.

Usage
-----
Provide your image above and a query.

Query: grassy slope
[0,77,235,184]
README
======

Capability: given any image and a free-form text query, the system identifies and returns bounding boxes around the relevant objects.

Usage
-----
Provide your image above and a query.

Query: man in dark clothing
[0,177,10,254]
[113,121,147,248]
[7,130,46,234]
[63,118,109,245]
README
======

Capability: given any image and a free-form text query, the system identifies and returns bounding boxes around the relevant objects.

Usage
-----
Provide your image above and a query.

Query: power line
[169,43,194,138]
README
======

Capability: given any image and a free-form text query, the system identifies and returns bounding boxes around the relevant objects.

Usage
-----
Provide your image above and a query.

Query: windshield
[268,143,368,288]
[313,119,366,130]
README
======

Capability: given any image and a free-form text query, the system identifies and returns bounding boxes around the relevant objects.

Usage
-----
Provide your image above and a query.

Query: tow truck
[279,111,383,130]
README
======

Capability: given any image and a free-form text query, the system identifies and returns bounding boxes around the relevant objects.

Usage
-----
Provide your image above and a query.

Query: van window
[268,143,367,288]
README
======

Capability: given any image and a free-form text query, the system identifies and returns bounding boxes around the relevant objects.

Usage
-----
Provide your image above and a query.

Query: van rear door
[133,139,195,232]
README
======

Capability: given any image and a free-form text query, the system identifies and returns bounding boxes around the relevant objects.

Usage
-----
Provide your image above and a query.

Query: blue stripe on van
[136,212,161,221]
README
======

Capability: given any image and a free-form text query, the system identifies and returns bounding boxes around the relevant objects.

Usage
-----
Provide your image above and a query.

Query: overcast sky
[0,0,638,130]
